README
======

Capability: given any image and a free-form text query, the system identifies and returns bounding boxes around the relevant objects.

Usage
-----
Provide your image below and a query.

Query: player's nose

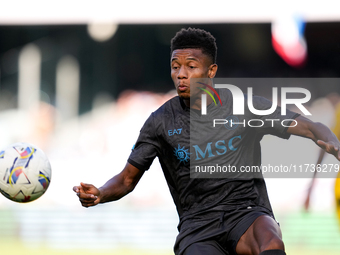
[177,66,188,79]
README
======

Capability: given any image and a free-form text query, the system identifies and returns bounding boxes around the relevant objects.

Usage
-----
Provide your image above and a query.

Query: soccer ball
[0,142,51,203]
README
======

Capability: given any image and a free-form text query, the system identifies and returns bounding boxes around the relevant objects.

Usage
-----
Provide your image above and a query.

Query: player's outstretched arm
[287,115,340,161]
[289,116,340,211]
[73,163,144,208]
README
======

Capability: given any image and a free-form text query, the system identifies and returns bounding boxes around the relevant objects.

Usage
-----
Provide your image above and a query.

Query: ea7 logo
[201,84,311,116]
[168,128,182,136]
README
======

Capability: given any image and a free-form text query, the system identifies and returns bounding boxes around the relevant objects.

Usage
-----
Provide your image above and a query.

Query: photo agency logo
[196,81,223,114]
[189,78,314,179]
[198,81,312,129]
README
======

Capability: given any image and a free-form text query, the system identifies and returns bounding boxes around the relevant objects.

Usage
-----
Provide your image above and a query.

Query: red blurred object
[272,16,307,68]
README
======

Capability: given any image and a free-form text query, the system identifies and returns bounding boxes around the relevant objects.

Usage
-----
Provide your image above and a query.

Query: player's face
[171,49,217,102]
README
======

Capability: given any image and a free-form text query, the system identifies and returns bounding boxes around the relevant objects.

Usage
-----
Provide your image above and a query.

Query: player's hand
[73,182,101,208]
[317,140,340,161]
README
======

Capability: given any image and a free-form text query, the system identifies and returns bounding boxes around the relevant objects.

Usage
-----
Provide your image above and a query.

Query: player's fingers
[81,198,100,208]
[80,182,95,192]
[328,142,340,157]
[73,186,82,193]
[333,145,340,160]
[79,198,95,204]
[78,192,98,200]
[80,182,89,189]
[79,196,97,203]
[329,141,339,152]
[332,144,340,158]
[317,140,338,154]
[316,140,327,149]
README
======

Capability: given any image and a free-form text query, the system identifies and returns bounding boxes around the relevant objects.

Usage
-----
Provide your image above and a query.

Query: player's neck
[188,96,214,110]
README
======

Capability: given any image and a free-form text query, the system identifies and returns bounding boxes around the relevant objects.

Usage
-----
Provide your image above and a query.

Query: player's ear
[208,64,218,78]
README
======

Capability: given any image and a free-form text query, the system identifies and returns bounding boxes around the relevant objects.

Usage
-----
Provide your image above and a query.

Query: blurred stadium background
[1,1,340,254]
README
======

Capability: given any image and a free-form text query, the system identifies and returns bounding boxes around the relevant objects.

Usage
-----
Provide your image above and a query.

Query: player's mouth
[177,83,189,92]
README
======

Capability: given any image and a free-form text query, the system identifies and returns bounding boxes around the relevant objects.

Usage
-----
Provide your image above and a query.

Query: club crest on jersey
[174,144,190,163]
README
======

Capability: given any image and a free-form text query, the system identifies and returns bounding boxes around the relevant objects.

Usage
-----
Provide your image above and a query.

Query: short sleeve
[128,113,160,171]
[249,95,300,139]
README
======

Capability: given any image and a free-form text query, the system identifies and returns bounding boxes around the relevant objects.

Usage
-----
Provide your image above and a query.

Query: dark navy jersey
[128,89,299,220]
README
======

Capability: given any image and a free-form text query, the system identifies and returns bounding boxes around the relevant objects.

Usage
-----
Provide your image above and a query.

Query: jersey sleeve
[128,113,160,171]
[250,95,300,139]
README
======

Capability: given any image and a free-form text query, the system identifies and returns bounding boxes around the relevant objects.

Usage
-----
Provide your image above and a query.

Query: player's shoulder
[216,88,242,107]
[140,96,182,132]
[152,96,182,117]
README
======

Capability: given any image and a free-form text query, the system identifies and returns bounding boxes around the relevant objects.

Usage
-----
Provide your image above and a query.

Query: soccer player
[73,28,340,255]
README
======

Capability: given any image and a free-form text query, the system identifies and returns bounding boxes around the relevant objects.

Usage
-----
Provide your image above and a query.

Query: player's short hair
[170,27,217,64]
